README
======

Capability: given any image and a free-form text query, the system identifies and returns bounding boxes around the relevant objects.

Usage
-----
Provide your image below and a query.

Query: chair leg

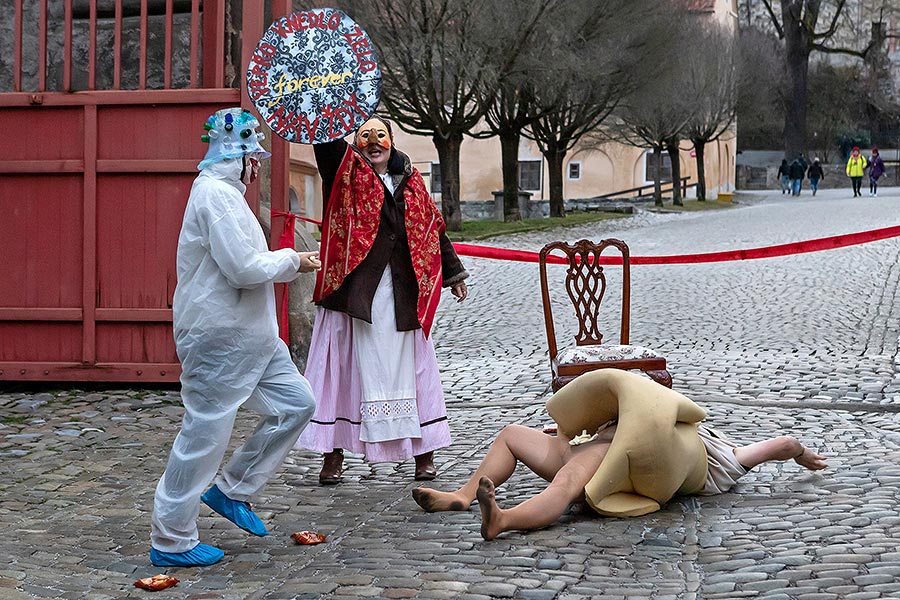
[646,369,672,389]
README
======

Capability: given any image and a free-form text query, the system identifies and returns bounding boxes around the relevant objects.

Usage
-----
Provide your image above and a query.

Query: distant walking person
[807,158,824,196]
[777,159,790,194]
[868,147,886,197]
[846,146,867,197]
[788,158,805,196]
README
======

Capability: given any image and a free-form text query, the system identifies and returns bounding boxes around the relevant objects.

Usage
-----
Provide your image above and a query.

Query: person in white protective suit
[150,108,321,568]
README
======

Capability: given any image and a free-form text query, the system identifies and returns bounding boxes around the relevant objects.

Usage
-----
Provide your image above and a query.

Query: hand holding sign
[247,9,382,144]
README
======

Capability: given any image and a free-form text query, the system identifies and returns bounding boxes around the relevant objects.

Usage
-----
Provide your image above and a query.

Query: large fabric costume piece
[151,109,316,557]
[546,369,709,517]
[296,136,467,463]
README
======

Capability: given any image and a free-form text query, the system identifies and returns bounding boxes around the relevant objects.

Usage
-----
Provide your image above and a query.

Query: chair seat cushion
[558,344,664,365]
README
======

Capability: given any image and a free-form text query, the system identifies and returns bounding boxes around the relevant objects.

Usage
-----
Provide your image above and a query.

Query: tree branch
[810,42,870,59]
[762,0,784,38]
[812,0,846,40]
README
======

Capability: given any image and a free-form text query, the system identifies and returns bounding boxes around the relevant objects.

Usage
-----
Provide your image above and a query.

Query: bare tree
[758,0,898,159]
[468,0,561,222]
[523,0,660,217]
[609,10,695,207]
[682,22,737,201]
[735,26,785,150]
[337,0,544,230]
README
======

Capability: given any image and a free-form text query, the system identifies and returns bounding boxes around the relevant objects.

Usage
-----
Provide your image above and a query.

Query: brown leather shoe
[319,449,343,485]
[414,451,437,481]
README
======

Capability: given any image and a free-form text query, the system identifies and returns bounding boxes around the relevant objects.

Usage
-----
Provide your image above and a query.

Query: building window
[430,162,441,194]
[644,151,672,182]
[518,160,542,191]
[567,161,581,180]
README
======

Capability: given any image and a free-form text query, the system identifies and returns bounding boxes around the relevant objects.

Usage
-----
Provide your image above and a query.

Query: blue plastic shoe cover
[201,484,269,537]
[150,543,224,567]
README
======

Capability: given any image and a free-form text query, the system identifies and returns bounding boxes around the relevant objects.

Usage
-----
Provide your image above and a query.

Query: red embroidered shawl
[314,147,445,337]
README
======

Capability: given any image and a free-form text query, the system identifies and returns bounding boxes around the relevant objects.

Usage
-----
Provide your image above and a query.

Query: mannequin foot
[794,446,827,470]
[412,487,469,512]
[477,476,503,541]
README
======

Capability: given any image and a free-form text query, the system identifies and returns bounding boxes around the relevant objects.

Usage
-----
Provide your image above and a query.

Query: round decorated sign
[247,9,382,144]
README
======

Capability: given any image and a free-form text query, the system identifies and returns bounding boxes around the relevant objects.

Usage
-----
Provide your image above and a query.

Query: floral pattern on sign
[247,8,382,144]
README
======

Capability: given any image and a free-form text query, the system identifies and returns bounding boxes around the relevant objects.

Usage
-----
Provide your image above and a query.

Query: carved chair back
[538,239,631,362]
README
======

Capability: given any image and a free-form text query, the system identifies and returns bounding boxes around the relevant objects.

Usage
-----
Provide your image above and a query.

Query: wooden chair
[538,238,671,392]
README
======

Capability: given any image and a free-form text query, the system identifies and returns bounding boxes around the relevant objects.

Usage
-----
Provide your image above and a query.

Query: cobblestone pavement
[3,187,900,599]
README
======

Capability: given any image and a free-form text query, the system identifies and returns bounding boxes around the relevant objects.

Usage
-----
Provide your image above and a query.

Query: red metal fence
[0,1,292,383]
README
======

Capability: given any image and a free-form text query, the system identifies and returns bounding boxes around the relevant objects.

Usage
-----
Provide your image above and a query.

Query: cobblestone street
[3,187,900,599]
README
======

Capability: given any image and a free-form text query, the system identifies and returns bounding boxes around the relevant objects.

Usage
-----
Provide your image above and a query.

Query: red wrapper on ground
[291,531,327,545]
[134,574,179,591]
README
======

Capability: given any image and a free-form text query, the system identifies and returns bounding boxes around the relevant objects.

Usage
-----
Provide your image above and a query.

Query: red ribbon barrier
[284,214,900,264]
[272,210,297,346]
[453,224,900,265]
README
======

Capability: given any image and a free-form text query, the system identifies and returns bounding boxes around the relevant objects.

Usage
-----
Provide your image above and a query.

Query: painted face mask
[241,156,260,184]
[355,119,392,150]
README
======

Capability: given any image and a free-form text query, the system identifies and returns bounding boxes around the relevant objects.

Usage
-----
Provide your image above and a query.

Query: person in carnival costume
[150,108,321,567]
[296,115,469,484]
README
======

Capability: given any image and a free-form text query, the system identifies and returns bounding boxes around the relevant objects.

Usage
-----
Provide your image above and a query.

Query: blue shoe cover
[150,543,224,567]
[201,484,269,537]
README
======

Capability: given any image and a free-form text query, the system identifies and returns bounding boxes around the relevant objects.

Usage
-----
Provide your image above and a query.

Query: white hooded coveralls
[151,158,315,552]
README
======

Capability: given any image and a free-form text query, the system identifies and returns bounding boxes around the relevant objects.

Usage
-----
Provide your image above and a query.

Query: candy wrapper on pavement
[291,530,327,545]
[247,8,382,144]
[134,575,179,591]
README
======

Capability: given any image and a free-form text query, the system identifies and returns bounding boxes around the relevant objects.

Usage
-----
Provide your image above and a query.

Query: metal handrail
[597,176,694,199]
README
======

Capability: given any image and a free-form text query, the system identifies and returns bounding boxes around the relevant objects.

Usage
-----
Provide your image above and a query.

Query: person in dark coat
[296,115,469,484]
[807,158,824,196]
[788,158,806,196]
[777,159,790,194]
[868,148,886,197]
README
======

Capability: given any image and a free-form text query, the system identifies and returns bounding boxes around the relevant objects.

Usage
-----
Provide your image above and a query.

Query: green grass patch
[647,199,736,212]
[446,211,630,242]
[2,415,29,425]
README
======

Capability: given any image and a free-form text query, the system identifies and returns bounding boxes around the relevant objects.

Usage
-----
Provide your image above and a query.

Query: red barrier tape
[280,212,900,265]
[453,224,900,265]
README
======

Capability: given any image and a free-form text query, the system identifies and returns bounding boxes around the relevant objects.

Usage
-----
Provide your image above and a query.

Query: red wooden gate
[0,1,292,383]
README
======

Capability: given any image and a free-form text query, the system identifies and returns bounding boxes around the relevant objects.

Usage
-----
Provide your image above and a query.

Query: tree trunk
[653,145,663,207]
[544,145,566,218]
[499,131,521,221]
[667,141,683,206]
[782,5,810,160]
[432,131,464,231]
[693,139,707,201]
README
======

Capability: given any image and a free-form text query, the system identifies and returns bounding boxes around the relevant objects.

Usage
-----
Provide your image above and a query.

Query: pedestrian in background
[788,157,806,196]
[777,159,790,194]
[807,158,824,196]
[868,147,886,197]
[845,146,867,197]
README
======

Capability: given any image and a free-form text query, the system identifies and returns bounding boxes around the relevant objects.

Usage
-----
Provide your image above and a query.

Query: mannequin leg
[413,425,568,512]
[478,440,610,540]
[733,435,826,470]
